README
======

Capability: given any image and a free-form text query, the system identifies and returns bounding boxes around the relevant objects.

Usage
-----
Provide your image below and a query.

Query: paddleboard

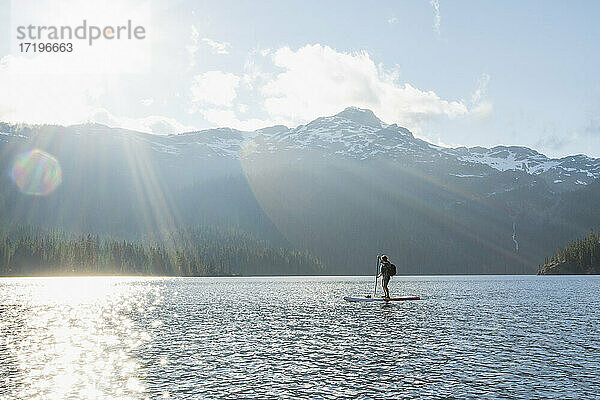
[344,295,420,302]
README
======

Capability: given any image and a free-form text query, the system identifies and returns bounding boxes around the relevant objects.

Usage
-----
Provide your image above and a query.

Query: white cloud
[471,73,489,104]
[186,44,489,133]
[260,44,468,130]
[242,48,274,89]
[187,28,231,65]
[470,73,492,118]
[0,54,105,125]
[0,55,190,133]
[9,0,153,74]
[388,17,398,24]
[201,38,231,55]
[190,71,240,107]
[0,1,190,133]
[141,98,154,106]
[186,25,200,67]
[92,109,194,134]
[430,0,441,34]
[199,108,277,131]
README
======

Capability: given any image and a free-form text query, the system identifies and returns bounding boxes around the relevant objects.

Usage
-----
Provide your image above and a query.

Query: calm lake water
[0,275,599,399]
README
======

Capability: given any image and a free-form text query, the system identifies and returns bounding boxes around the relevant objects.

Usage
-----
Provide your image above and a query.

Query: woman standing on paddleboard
[377,255,393,299]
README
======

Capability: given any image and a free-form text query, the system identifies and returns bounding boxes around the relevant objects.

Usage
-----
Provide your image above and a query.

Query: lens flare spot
[10,149,63,195]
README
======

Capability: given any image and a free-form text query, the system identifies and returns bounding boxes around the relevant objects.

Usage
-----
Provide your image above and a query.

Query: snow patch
[449,174,485,178]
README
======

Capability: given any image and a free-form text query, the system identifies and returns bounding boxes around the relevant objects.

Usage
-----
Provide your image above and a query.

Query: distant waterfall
[512,220,519,252]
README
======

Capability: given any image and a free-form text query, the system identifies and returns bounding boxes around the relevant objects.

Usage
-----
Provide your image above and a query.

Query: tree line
[0,226,325,276]
[542,230,600,274]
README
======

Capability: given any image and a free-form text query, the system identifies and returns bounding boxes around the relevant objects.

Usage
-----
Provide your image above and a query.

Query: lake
[1,275,599,399]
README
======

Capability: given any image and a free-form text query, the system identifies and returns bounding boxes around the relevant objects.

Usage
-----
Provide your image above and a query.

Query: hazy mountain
[2,108,600,274]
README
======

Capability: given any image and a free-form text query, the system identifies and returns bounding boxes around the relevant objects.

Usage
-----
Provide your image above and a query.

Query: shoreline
[2,273,598,278]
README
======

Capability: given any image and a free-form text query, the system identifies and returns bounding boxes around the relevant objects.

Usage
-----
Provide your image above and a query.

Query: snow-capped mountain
[153,106,600,189]
[2,109,600,275]
[257,107,600,188]
[2,107,599,191]
[248,108,428,159]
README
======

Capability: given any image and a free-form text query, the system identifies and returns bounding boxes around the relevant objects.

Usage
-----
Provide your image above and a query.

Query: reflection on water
[0,278,161,399]
[0,276,599,399]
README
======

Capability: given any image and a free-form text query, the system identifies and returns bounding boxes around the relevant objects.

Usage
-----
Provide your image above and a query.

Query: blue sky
[1,0,600,157]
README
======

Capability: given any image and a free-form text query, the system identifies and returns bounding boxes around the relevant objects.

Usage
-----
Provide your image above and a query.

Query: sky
[1,0,600,157]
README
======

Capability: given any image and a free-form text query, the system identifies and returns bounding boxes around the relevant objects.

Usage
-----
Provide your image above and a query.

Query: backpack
[382,262,396,276]
[389,263,397,276]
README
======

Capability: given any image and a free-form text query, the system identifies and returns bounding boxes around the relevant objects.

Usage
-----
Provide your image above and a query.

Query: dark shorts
[382,275,390,283]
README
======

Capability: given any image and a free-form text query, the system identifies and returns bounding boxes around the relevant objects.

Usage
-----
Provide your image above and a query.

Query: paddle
[374,255,380,297]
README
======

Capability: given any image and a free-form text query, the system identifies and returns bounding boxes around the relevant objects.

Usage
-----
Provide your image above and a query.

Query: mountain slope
[1,109,599,274]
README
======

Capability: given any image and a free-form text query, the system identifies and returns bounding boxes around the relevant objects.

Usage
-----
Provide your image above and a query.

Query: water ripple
[0,276,599,399]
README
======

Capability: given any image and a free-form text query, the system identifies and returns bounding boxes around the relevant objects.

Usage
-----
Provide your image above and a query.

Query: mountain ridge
[4,107,598,190]
[2,108,600,275]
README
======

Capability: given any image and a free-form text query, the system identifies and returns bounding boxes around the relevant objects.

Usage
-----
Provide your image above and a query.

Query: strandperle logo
[16,20,146,46]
